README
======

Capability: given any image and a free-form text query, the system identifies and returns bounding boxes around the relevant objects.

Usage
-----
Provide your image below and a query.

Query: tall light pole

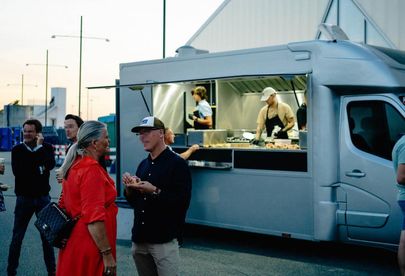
[79,16,83,117]
[45,49,48,126]
[26,51,68,126]
[51,16,110,117]
[163,0,166,58]
[7,74,38,105]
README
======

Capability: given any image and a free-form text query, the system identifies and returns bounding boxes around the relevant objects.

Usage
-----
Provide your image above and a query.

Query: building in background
[32,87,66,127]
[1,105,33,128]
[1,87,66,128]
[186,0,404,53]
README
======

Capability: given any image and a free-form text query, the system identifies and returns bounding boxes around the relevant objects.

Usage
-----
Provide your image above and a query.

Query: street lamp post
[6,74,38,105]
[26,51,68,126]
[51,16,110,117]
[45,49,48,126]
[163,0,166,58]
[79,16,83,117]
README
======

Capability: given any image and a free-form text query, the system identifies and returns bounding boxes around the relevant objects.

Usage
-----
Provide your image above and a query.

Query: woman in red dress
[56,120,118,276]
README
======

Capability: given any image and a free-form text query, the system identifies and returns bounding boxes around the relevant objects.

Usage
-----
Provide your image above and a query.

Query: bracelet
[100,247,112,256]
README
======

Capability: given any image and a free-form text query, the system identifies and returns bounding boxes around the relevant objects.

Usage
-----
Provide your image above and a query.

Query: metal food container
[187,129,228,146]
[173,133,186,146]
[299,131,307,149]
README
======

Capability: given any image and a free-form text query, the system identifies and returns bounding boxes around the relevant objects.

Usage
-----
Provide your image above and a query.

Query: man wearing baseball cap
[254,87,295,143]
[123,116,192,276]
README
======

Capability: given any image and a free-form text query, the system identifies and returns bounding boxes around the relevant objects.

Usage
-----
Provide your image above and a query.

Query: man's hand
[122,173,158,194]
[251,139,260,145]
[190,144,199,153]
[275,130,286,138]
[135,181,157,194]
[122,172,141,189]
[56,169,63,184]
[36,133,44,146]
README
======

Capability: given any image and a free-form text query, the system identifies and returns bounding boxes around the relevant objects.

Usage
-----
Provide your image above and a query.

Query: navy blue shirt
[12,142,55,197]
[125,147,192,243]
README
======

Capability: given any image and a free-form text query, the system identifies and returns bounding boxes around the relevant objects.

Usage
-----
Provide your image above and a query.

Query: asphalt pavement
[0,151,400,275]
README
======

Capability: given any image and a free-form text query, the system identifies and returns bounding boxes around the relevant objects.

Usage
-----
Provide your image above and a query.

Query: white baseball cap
[260,87,277,101]
[131,116,165,133]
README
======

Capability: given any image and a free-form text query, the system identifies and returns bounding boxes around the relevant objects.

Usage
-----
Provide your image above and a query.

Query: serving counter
[172,146,307,172]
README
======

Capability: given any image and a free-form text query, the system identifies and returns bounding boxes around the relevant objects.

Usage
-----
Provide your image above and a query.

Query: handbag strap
[57,190,81,221]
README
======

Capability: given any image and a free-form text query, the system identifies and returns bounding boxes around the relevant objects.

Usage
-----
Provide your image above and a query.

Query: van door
[339,95,405,245]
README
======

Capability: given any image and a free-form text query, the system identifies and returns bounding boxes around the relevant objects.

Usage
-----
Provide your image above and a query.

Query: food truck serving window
[152,75,308,171]
[153,75,308,151]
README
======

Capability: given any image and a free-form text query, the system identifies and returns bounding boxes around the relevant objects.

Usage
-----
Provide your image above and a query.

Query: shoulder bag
[34,202,77,248]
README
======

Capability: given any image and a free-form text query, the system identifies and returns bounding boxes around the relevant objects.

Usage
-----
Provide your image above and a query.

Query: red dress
[56,156,118,276]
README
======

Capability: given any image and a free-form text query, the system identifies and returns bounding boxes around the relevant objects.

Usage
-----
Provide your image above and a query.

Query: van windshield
[347,100,405,160]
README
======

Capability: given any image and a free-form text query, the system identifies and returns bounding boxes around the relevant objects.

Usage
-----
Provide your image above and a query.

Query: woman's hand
[102,253,116,275]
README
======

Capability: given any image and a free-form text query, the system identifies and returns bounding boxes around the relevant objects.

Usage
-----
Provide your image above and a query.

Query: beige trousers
[131,239,179,276]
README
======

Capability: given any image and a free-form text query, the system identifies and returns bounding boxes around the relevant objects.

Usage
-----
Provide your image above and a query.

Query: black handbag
[35,202,77,248]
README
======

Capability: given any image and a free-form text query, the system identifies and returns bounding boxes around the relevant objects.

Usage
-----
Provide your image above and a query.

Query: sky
[0,0,224,120]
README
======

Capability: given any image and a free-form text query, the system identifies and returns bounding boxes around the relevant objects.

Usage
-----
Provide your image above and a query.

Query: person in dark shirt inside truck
[7,119,56,276]
[123,116,192,276]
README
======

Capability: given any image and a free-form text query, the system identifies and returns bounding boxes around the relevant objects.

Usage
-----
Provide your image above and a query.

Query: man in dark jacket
[123,116,192,276]
[7,119,56,276]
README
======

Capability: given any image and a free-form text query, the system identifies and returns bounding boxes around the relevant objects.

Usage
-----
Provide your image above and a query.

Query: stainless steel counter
[172,146,307,172]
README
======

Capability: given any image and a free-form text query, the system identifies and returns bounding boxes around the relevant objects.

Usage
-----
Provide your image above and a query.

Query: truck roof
[118,39,405,91]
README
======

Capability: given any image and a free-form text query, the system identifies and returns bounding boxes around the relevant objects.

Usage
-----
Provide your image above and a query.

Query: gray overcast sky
[0,0,223,119]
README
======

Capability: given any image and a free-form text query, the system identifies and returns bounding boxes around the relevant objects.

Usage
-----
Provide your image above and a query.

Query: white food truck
[109,28,405,250]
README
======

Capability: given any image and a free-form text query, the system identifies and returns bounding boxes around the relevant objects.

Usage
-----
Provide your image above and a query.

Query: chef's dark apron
[193,110,209,129]
[265,105,288,138]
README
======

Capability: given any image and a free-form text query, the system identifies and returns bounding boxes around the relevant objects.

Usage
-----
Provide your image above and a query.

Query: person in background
[254,87,295,142]
[64,114,84,146]
[0,160,4,174]
[56,121,117,276]
[164,127,199,160]
[0,158,6,212]
[62,114,107,172]
[296,91,307,131]
[189,86,213,129]
[7,119,56,276]
[392,133,405,276]
[348,117,370,152]
[123,116,192,276]
[57,114,85,183]
[164,127,198,247]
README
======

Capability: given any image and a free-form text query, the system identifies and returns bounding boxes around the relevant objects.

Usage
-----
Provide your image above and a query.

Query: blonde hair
[59,120,106,179]
[191,86,207,100]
